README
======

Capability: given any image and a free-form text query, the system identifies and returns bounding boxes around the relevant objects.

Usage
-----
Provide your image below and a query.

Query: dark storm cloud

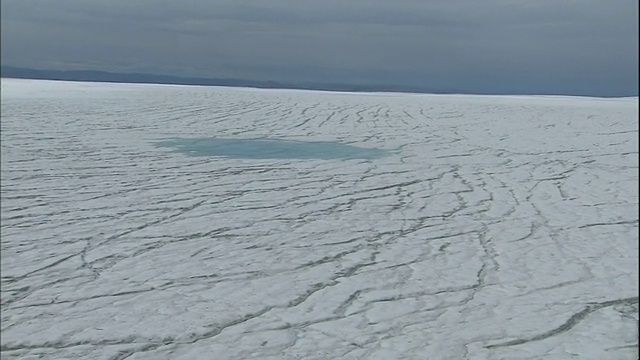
[2,0,638,95]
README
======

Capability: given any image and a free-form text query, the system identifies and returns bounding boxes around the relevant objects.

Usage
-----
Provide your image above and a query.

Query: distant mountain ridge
[1,66,289,88]
[0,66,468,95]
[2,66,636,97]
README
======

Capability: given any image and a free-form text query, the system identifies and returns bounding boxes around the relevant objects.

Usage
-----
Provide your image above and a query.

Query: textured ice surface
[1,78,638,359]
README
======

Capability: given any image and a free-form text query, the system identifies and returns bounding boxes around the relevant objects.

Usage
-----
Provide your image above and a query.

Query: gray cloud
[2,0,638,95]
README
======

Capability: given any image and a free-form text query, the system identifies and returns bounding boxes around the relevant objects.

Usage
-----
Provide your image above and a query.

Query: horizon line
[2,65,638,98]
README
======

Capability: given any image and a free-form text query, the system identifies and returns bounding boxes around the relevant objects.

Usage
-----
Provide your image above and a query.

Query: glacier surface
[1,78,638,359]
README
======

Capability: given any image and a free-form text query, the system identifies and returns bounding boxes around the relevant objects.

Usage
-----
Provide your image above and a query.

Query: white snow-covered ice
[1,78,638,359]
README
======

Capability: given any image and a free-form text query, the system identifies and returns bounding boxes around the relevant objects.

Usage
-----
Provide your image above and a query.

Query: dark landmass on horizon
[1,66,636,97]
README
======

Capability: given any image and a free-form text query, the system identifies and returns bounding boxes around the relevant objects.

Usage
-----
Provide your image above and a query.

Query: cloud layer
[2,0,638,95]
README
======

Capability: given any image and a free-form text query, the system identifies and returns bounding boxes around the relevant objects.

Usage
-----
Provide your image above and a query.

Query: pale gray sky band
[2,0,638,95]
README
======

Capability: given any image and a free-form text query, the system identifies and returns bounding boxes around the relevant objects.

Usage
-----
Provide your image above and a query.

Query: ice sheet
[1,78,638,359]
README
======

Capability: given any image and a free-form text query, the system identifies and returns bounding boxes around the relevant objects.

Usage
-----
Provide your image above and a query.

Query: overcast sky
[2,0,638,95]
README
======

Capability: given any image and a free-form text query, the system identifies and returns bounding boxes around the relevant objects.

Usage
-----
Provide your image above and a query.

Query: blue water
[155,137,389,160]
